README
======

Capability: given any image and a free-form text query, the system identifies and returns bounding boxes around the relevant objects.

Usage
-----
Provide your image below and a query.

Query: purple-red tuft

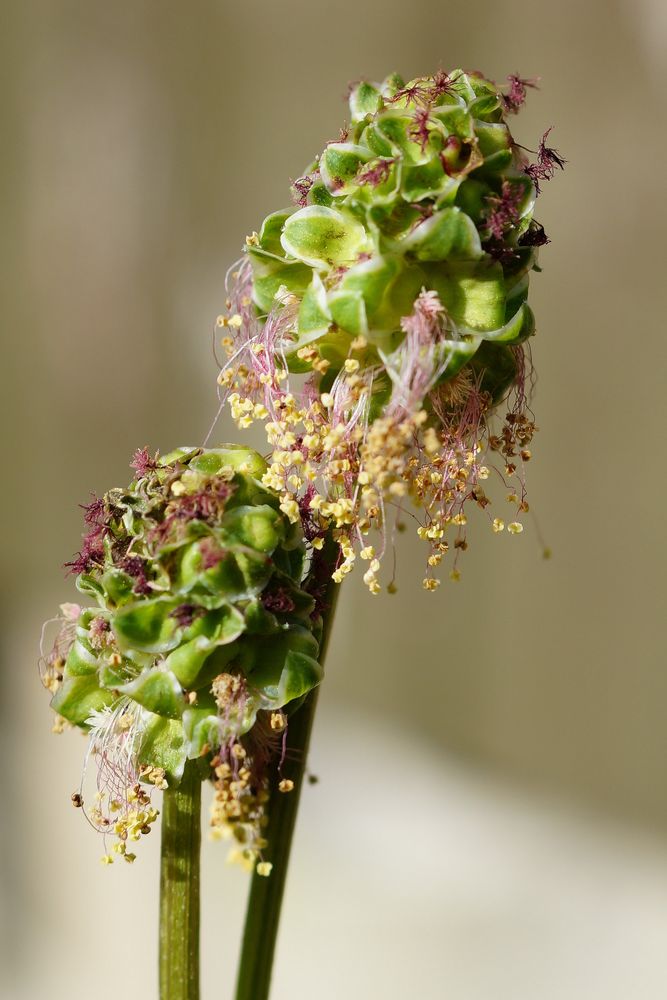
[502,74,539,114]
[525,128,566,193]
[485,180,524,240]
[130,447,159,478]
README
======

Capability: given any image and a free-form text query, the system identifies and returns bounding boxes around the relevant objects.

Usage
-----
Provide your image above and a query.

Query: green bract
[247,69,542,401]
[50,446,322,785]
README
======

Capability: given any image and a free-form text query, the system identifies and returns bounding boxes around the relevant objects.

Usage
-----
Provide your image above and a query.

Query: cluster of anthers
[212,68,560,592]
[218,276,536,592]
[208,674,294,876]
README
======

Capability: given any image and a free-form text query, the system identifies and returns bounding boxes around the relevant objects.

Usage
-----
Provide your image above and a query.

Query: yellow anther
[279,498,300,523]
[270,712,287,732]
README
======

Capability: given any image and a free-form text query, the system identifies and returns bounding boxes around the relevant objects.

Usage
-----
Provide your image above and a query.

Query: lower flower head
[43,445,325,870]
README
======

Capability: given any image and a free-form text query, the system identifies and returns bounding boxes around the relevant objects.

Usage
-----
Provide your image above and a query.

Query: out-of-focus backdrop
[2,2,666,998]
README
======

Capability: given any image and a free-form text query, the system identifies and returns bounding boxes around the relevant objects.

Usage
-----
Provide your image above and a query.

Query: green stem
[159,758,201,1000]
[234,567,340,1000]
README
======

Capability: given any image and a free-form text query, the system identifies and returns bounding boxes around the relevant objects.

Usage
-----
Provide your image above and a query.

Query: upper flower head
[215,69,561,590]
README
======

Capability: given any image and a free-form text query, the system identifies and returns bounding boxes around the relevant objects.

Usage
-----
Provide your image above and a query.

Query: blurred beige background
[2,1,667,997]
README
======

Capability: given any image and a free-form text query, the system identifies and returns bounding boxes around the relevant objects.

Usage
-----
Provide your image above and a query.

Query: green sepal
[187,603,245,645]
[328,289,369,337]
[257,209,294,255]
[164,634,240,690]
[64,637,99,677]
[182,699,223,758]
[473,123,512,174]
[242,599,280,636]
[118,668,185,720]
[297,273,332,340]
[220,504,285,554]
[337,254,404,334]
[76,573,105,602]
[182,692,259,758]
[476,119,510,150]
[368,199,422,242]
[419,259,505,331]
[50,675,117,727]
[400,207,483,261]
[250,646,323,709]
[349,81,383,122]
[469,93,501,120]
[251,259,312,314]
[137,714,187,784]
[99,657,140,690]
[505,272,530,317]
[431,105,474,140]
[307,181,334,207]
[480,302,534,345]
[188,446,268,480]
[454,178,490,226]
[448,70,477,105]
[281,206,370,269]
[375,111,429,165]
[185,552,246,602]
[401,156,449,202]
[99,568,137,607]
[178,541,272,602]
[112,598,180,655]
[270,542,306,582]
[380,73,404,99]
[320,143,372,195]
[227,470,275,509]
[363,122,395,158]
[208,550,273,600]
[280,649,323,703]
[245,626,320,699]
[158,447,197,468]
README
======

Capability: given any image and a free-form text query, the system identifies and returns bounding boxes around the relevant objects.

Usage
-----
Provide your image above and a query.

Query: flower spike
[216,69,562,592]
[43,445,325,871]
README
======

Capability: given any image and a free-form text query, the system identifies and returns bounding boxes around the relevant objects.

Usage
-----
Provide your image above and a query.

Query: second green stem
[234,571,339,1000]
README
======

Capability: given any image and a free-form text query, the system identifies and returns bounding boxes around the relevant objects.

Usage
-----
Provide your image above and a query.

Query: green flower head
[244,69,554,392]
[43,445,324,867]
[217,69,562,590]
